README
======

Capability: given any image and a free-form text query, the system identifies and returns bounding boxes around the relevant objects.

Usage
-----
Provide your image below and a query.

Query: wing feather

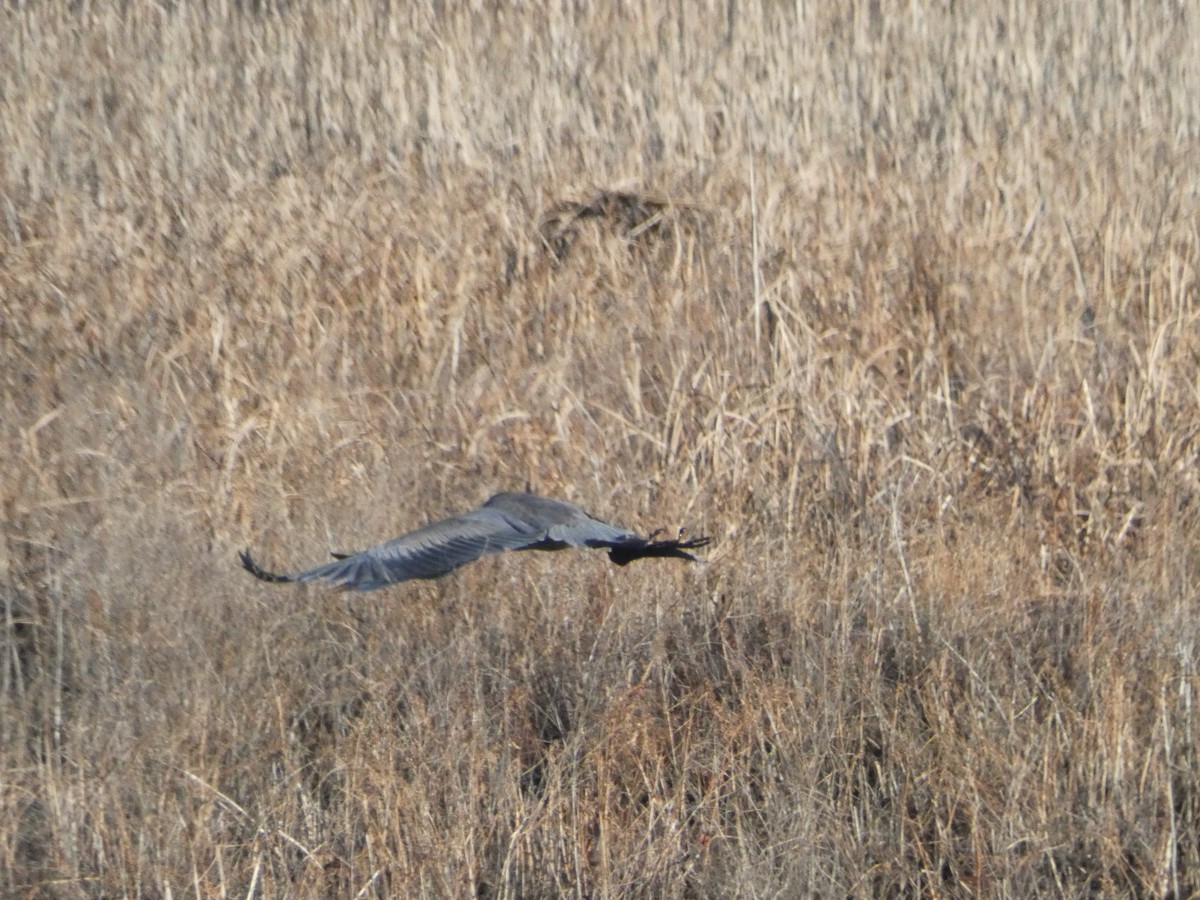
[546,518,636,548]
[242,505,551,591]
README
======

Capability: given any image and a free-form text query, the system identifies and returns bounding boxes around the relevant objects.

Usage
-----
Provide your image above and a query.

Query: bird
[239,490,711,591]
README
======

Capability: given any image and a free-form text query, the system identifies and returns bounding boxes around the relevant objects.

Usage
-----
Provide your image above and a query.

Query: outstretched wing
[240,491,714,591]
[240,505,549,591]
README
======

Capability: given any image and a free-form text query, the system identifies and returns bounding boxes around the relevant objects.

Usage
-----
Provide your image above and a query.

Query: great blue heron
[239,491,711,591]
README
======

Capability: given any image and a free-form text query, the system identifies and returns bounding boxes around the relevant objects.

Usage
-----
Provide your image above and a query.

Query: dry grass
[3,2,1200,896]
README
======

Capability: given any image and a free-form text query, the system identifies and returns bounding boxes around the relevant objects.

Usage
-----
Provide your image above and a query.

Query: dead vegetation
[538,189,686,262]
[2,2,1200,896]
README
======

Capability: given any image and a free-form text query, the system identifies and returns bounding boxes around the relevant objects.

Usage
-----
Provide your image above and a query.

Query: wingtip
[239,549,294,584]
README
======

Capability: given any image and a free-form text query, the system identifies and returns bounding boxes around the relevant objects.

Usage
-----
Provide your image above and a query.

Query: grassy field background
[4,2,1200,896]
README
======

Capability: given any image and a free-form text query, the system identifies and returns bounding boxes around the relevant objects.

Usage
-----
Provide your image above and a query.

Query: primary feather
[240,491,711,591]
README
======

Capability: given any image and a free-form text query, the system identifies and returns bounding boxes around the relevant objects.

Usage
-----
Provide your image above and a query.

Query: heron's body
[240,491,710,591]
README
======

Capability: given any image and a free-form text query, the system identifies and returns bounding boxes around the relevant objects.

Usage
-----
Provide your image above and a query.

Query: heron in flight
[240,491,711,591]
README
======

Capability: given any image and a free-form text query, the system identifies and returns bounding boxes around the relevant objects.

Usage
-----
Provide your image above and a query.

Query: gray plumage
[240,491,711,592]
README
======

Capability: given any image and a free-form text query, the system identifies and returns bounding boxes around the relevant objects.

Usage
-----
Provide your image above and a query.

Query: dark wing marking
[604,534,712,565]
[482,494,712,565]
[239,550,292,583]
